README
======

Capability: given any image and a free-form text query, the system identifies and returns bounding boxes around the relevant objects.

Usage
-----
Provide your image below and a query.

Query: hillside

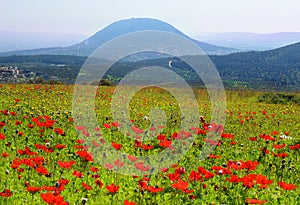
[0,18,237,57]
[0,42,299,91]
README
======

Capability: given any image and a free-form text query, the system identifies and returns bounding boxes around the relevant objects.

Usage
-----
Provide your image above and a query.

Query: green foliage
[91,79,113,86]
[257,93,300,105]
[0,42,299,91]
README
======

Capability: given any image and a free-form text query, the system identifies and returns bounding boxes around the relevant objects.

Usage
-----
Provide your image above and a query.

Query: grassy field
[0,84,299,204]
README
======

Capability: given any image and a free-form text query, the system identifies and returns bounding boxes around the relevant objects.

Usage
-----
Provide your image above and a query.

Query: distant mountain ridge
[0,41,299,91]
[196,32,300,51]
[0,18,237,57]
[0,31,86,53]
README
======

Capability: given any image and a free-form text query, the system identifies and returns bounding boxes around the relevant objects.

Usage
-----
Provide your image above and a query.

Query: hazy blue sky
[1,0,299,36]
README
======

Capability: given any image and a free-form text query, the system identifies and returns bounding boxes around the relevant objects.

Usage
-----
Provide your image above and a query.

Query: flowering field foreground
[0,84,299,205]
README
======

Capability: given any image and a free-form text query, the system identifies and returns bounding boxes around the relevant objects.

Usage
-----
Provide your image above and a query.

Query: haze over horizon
[1,0,300,37]
[1,0,300,52]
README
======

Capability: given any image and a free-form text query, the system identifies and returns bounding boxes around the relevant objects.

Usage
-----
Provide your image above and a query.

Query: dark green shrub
[257,93,300,105]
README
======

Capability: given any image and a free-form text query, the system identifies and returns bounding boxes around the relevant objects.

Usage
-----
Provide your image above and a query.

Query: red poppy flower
[112,141,122,150]
[55,144,66,149]
[0,189,13,197]
[82,182,92,190]
[114,159,125,168]
[1,152,9,157]
[245,198,267,204]
[112,121,120,127]
[36,167,49,175]
[171,179,189,191]
[27,123,35,128]
[273,152,288,158]
[278,181,297,190]
[175,167,186,175]
[90,167,99,172]
[167,173,180,181]
[226,174,241,183]
[105,163,114,170]
[53,128,65,135]
[128,155,138,162]
[147,186,164,193]
[95,179,103,188]
[104,123,111,129]
[106,184,120,193]
[26,186,42,193]
[221,133,234,139]
[208,154,221,159]
[142,144,154,150]
[188,170,202,181]
[76,150,93,161]
[73,170,84,178]
[289,144,300,150]
[124,200,138,205]
[15,120,22,126]
[0,133,6,140]
[57,160,76,169]
[134,162,151,172]
[212,166,232,175]
[260,148,270,154]
[40,192,67,204]
[273,144,286,149]
[161,167,169,172]
[159,139,172,148]
[157,134,166,141]
[131,126,144,134]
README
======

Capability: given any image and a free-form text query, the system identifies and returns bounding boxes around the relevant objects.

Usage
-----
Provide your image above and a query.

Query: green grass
[0,84,299,205]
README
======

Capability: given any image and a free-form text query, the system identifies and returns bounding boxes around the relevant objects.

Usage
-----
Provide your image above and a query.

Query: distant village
[0,66,59,84]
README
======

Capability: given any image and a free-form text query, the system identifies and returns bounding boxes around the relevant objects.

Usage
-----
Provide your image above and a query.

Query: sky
[1,0,300,37]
